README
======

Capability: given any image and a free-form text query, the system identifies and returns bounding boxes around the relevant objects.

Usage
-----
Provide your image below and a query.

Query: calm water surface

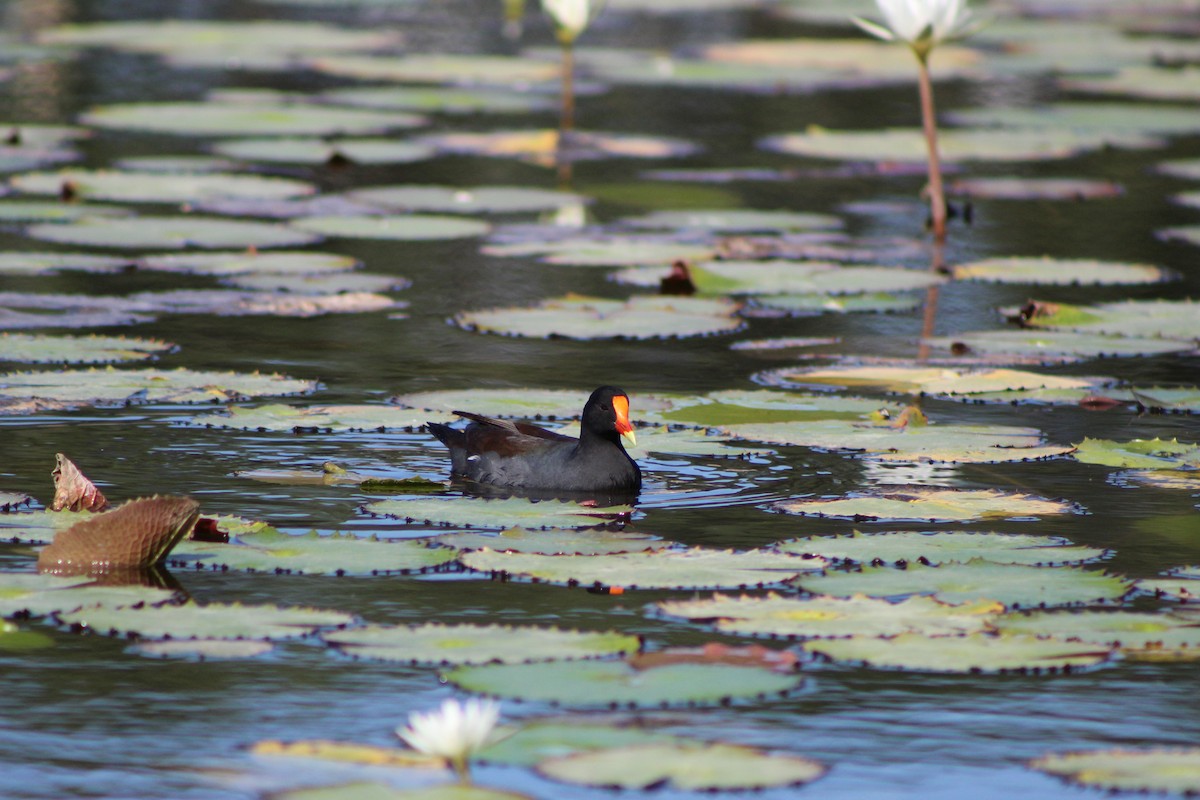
[1,0,1199,798]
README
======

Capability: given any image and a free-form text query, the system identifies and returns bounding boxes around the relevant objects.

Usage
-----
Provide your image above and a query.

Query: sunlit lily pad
[794,560,1130,608]
[347,185,587,215]
[0,201,134,222]
[222,271,405,295]
[480,719,684,767]
[656,592,1001,638]
[1158,158,1200,180]
[418,129,700,166]
[59,600,354,640]
[289,215,490,241]
[646,389,901,426]
[81,103,423,137]
[951,256,1171,285]
[775,487,1080,523]
[1018,298,1200,340]
[446,659,803,708]
[611,261,943,295]
[622,210,842,233]
[554,422,763,458]
[0,251,132,275]
[1062,65,1200,101]
[39,20,397,57]
[323,85,554,114]
[459,547,826,590]
[947,177,1123,200]
[537,741,826,791]
[11,169,315,204]
[761,127,1157,163]
[753,292,923,315]
[923,330,1194,363]
[324,622,639,665]
[0,572,178,618]
[0,333,174,364]
[0,367,316,411]
[483,237,717,267]
[114,155,241,173]
[1030,748,1200,795]
[993,609,1200,652]
[0,492,31,511]
[947,102,1200,136]
[27,215,321,250]
[139,250,358,276]
[273,783,531,800]
[132,638,274,659]
[699,37,980,77]
[776,531,1107,567]
[125,288,397,317]
[392,388,607,419]
[955,385,1200,412]
[433,527,662,555]
[1072,437,1200,469]
[212,138,435,166]
[311,54,560,85]
[364,497,634,530]
[454,295,743,340]
[187,403,450,432]
[1118,470,1200,491]
[169,529,456,576]
[803,632,1113,673]
[1138,576,1200,602]
[762,364,1098,395]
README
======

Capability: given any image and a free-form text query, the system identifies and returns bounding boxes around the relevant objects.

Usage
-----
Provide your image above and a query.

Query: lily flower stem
[914,53,947,242]
[560,38,575,134]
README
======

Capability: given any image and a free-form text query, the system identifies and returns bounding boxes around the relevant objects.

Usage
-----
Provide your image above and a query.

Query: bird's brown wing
[453,410,575,443]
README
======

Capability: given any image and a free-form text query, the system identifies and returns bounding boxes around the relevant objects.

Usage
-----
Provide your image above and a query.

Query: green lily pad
[311,54,560,85]
[11,169,315,204]
[480,719,684,767]
[775,487,1080,524]
[947,177,1123,200]
[131,638,275,659]
[554,422,764,458]
[433,527,662,555]
[622,209,842,233]
[81,103,424,137]
[753,292,924,315]
[776,531,1108,567]
[761,126,1158,163]
[27,215,321,250]
[123,288,397,317]
[803,632,1113,673]
[58,600,354,640]
[322,85,554,114]
[951,256,1171,285]
[538,741,826,791]
[187,403,451,432]
[1030,748,1200,795]
[656,592,1001,638]
[324,622,640,665]
[1072,438,1200,469]
[923,330,1194,363]
[271,783,531,800]
[953,385,1200,411]
[1118,470,1200,491]
[170,529,456,576]
[0,251,132,275]
[392,388,598,419]
[0,201,135,222]
[39,20,397,57]
[0,623,54,652]
[794,560,1130,609]
[289,215,491,241]
[482,237,717,267]
[947,102,1200,136]
[459,547,826,590]
[364,497,634,530]
[0,333,175,364]
[346,185,587,215]
[764,364,1099,395]
[212,138,435,166]
[0,572,178,618]
[0,510,87,544]
[0,492,31,511]
[993,609,1200,652]
[113,155,241,173]
[0,367,316,411]
[454,295,743,340]
[1138,577,1200,602]
[612,261,943,295]
[1062,65,1200,100]
[447,659,803,708]
[1018,298,1200,340]
[647,389,901,426]
[139,250,359,276]
[417,129,700,165]
[223,271,405,295]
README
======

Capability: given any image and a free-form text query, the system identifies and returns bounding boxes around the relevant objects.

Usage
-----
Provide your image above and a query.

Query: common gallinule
[427,385,641,495]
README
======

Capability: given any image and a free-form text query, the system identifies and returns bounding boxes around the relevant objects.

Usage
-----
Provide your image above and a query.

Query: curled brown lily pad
[37,495,199,574]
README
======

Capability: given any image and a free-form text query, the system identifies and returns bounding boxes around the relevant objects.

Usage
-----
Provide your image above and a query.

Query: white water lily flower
[397,698,500,777]
[853,0,977,58]
[541,0,594,42]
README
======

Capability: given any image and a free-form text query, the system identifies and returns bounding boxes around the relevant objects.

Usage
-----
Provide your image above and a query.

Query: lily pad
[222,271,405,295]
[0,572,178,618]
[417,129,700,166]
[947,177,1123,200]
[432,527,662,555]
[346,185,587,215]
[479,719,684,767]
[482,237,717,267]
[923,330,1194,363]
[37,496,199,573]
[947,102,1200,136]
[80,103,424,137]
[0,333,175,364]
[1030,748,1200,795]
[289,215,491,241]
[1158,158,1200,180]
[212,138,435,166]
[311,54,560,85]
[1017,298,1200,341]
[794,560,1130,609]
[537,741,825,791]
[170,528,456,576]
[1072,437,1200,469]
[138,250,359,276]
[993,609,1200,652]
[803,632,1113,673]
[774,487,1080,524]
[10,169,316,204]
[272,783,530,800]
[132,638,275,659]
[0,367,316,411]
[0,201,135,222]
[0,252,132,275]
[187,403,450,432]
[656,592,1001,638]
[446,659,803,708]
[753,292,923,315]
[324,622,640,665]
[27,215,321,250]
[762,364,1099,395]
[393,388,597,419]
[364,497,634,530]
[646,389,901,427]
[776,531,1107,567]
[611,261,944,295]
[951,256,1171,285]
[459,547,826,590]
[454,295,743,340]
[125,288,397,317]
[1062,65,1200,100]
[322,86,554,114]
[621,209,842,233]
[58,600,354,640]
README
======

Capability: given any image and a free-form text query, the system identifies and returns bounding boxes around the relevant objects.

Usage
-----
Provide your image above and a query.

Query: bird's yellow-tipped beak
[614,395,636,448]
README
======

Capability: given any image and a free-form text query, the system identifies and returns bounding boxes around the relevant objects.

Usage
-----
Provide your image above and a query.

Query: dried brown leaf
[50,453,108,512]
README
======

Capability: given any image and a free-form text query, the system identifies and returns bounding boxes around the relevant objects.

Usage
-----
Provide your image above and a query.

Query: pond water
[2,0,1200,798]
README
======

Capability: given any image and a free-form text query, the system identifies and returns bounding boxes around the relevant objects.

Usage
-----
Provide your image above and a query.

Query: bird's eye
[600,403,610,411]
